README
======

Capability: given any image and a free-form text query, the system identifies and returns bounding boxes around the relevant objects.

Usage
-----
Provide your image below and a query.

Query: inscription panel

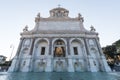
[39,21,80,30]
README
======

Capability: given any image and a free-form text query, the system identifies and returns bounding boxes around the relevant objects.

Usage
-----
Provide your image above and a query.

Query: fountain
[54,58,67,72]
[8,6,111,72]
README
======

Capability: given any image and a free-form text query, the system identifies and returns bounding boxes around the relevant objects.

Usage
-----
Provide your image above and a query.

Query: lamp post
[7,45,14,71]
[9,45,14,61]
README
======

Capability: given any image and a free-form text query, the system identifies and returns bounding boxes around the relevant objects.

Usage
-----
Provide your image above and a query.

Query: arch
[54,39,65,57]
[33,38,49,57]
[69,38,84,46]
[54,39,65,45]
[69,38,84,56]
[52,38,67,46]
[52,38,67,57]
[34,38,50,46]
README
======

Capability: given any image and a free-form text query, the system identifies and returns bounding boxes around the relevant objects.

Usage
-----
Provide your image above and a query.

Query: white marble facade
[8,7,111,72]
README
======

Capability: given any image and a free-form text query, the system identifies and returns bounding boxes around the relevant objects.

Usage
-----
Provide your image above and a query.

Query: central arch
[53,39,66,57]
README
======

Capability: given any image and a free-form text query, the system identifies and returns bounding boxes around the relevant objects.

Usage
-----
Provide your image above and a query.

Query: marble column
[67,38,70,55]
[83,38,89,55]
[95,38,111,72]
[16,38,24,56]
[8,38,25,72]
[84,38,98,72]
[49,38,52,55]
[28,38,35,72]
[94,38,103,56]
[29,38,35,55]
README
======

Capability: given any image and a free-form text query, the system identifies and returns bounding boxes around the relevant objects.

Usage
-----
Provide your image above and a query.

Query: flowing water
[0,72,120,80]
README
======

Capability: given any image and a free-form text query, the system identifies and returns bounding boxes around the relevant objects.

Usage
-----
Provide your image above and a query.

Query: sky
[0,0,120,60]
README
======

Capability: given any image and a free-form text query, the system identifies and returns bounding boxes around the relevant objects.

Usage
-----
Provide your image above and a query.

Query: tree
[102,45,116,59]
[113,39,120,53]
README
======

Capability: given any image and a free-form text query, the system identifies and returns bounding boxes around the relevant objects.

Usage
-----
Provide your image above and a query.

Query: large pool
[0,72,120,80]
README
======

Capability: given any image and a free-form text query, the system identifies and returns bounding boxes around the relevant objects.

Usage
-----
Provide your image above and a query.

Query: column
[29,38,35,55]
[84,38,98,72]
[67,38,70,55]
[16,38,24,56]
[95,38,111,72]
[83,38,90,55]
[49,38,52,55]
[8,38,24,72]
[28,38,35,72]
[95,38,104,55]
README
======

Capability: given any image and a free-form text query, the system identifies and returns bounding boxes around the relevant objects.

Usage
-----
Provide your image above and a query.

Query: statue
[35,13,40,22]
[64,12,68,17]
[50,12,55,17]
[56,47,63,56]
[37,13,40,18]
[23,25,28,32]
[78,13,82,18]
[90,25,96,32]
[78,13,84,22]
[56,11,62,17]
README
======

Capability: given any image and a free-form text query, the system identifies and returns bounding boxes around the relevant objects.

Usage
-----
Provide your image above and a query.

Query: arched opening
[53,39,66,57]
[71,39,83,56]
[35,39,49,56]
[70,39,86,71]
[33,39,48,72]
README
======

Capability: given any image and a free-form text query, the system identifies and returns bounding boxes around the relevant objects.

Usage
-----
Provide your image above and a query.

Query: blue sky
[0,0,120,59]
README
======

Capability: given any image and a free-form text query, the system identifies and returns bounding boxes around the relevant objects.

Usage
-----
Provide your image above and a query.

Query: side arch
[69,38,85,57]
[33,38,49,57]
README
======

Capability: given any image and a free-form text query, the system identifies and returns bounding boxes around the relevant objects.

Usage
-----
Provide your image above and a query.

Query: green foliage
[0,61,11,66]
[102,45,116,59]
[113,39,120,47]
[113,39,120,53]
[102,39,120,65]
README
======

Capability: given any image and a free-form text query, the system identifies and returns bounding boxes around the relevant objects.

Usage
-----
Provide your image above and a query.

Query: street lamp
[9,45,14,61]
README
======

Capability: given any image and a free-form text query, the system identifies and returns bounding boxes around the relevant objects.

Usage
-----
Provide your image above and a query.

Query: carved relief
[35,13,40,22]
[23,25,28,32]
[37,59,46,71]
[56,59,63,66]
[74,59,83,71]
[23,39,31,47]
[23,61,26,66]
[78,13,84,22]
[22,48,29,54]
[38,61,46,67]
[93,61,96,66]
[55,59,64,71]
[90,25,96,32]
[91,48,97,53]
[90,48,98,59]
[89,39,95,46]
[21,61,26,69]
[50,7,69,18]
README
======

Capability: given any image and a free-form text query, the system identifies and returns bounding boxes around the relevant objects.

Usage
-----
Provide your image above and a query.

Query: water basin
[0,72,120,80]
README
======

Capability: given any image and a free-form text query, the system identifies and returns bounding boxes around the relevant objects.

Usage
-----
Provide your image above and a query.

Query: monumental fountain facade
[8,7,111,72]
